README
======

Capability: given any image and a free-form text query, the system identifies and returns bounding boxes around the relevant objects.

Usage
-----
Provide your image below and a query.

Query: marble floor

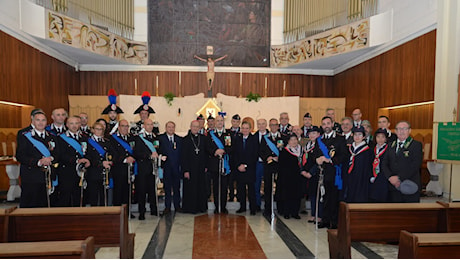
[1,196,446,259]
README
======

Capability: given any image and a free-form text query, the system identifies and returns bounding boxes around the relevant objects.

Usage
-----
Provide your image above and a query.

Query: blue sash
[60,134,84,156]
[24,132,51,157]
[87,138,106,157]
[139,134,157,153]
[112,134,138,175]
[264,134,280,157]
[209,131,230,175]
[317,136,343,190]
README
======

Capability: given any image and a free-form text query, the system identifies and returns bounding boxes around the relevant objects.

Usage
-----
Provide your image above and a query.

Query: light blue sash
[209,131,230,175]
[60,134,84,156]
[264,134,280,156]
[24,132,51,157]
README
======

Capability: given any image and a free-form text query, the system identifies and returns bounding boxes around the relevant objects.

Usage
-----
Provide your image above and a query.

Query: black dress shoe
[236,208,246,213]
[256,206,261,212]
[130,214,136,219]
[300,210,308,215]
[250,211,256,215]
[222,208,228,214]
[307,219,315,223]
[292,215,301,219]
[138,214,145,220]
[328,224,338,229]
[214,209,219,214]
[175,207,183,213]
[317,221,329,229]
[151,210,158,215]
[284,215,290,219]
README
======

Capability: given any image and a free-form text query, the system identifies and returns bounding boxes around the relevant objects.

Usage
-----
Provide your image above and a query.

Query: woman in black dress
[276,134,305,219]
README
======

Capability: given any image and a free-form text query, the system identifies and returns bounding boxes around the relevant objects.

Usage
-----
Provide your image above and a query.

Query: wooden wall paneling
[387,104,434,130]
[333,30,436,130]
[0,31,78,122]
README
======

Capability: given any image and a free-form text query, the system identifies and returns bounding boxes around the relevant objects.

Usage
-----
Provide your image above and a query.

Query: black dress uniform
[110,133,135,207]
[206,128,233,213]
[227,126,241,202]
[16,129,58,208]
[316,131,347,229]
[279,123,292,135]
[85,135,112,206]
[259,131,285,215]
[133,132,159,218]
[56,131,88,207]
[45,124,67,136]
[80,125,92,137]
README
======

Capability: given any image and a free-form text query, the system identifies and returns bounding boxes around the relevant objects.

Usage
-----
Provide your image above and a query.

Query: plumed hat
[134,91,155,114]
[101,89,124,114]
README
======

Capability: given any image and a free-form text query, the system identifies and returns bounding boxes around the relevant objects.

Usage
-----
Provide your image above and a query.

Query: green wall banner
[437,122,460,161]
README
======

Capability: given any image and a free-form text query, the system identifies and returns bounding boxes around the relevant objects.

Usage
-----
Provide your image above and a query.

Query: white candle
[179,71,181,85]
[240,72,242,85]
[134,78,138,95]
[265,77,267,89]
[156,76,159,88]
[12,142,16,157]
[283,80,286,91]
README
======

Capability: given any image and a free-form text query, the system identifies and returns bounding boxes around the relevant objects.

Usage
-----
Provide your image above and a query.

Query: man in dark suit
[234,122,258,215]
[16,111,58,208]
[133,119,159,220]
[279,112,292,135]
[340,117,353,147]
[316,116,347,229]
[159,121,183,214]
[227,114,242,202]
[56,116,90,207]
[382,121,423,202]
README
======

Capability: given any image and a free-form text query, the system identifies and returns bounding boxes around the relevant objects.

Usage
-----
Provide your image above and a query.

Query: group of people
[16,91,423,228]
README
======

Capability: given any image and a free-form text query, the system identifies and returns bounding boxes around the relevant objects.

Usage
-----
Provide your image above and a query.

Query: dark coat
[158,134,183,176]
[85,137,112,181]
[369,144,390,202]
[16,130,58,184]
[382,137,423,202]
[276,147,304,201]
[233,134,258,183]
[344,144,373,203]
[206,129,233,173]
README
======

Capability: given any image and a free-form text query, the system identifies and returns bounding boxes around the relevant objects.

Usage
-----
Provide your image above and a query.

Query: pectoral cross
[195,148,200,154]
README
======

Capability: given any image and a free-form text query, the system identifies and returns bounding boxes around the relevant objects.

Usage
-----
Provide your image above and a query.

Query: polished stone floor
[1,196,446,259]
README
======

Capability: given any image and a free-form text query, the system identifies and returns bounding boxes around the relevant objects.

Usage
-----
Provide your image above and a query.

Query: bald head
[51,108,67,126]
[190,120,200,135]
[144,118,154,133]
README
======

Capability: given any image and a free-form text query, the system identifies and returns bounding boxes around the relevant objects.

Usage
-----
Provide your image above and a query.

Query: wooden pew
[0,236,95,259]
[444,202,460,232]
[328,202,447,258]
[398,230,460,259]
[7,205,135,259]
[0,206,16,242]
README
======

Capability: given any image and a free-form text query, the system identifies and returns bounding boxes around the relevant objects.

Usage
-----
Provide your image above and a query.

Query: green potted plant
[245,92,261,102]
[164,92,175,106]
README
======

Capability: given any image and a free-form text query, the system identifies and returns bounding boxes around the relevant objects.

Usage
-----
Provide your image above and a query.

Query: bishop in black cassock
[181,121,208,214]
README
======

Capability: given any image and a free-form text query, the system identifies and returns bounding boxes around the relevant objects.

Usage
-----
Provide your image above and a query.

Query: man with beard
[207,115,232,214]
[101,89,124,134]
[181,120,208,214]
[133,119,160,219]
[316,116,347,229]
[56,116,90,207]
[109,119,136,217]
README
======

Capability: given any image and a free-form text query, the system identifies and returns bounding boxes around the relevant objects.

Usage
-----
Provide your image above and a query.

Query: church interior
[1,0,460,258]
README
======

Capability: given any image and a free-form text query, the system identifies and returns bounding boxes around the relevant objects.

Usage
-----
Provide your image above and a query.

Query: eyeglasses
[94,128,104,131]
[395,127,410,131]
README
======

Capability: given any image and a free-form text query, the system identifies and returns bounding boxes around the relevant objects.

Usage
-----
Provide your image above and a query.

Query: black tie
[169,136,174,146]
[398,141,404,152]
[40,133,44,139]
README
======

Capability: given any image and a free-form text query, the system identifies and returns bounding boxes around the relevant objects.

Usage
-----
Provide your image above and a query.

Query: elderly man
[351,108,363,127]
[206,115,232,214]
[46,108,68,135]
[181,120,208,214]
[382,121,422,203]
[279,112,292,135]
